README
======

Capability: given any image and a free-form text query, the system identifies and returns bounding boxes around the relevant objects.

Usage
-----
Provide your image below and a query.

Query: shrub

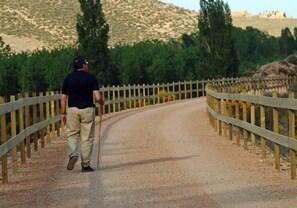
[287,55,297,65]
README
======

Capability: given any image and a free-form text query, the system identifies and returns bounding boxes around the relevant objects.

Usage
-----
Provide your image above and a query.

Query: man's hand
[62,114,67,125]
[98,99,104,106]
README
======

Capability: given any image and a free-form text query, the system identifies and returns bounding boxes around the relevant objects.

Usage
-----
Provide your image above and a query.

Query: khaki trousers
[66,107,95,168]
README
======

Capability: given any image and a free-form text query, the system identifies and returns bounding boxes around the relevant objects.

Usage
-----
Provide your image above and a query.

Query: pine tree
[198,0,238,79]
[76,0,110,84]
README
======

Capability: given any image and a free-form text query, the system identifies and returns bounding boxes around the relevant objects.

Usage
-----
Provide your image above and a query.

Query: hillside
[0,0,296,52]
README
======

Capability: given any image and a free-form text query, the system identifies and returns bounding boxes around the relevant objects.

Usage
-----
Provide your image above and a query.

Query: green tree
[293,27,297,51]
[0,36,11,57]
[198,0,238,79]
[279,27,295,56]
[76,0,110,84]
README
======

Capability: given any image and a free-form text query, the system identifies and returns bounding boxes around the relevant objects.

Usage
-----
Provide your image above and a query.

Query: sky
[159,0,297,18]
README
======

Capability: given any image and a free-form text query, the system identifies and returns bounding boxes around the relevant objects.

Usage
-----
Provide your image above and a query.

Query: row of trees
[0,0,297,98]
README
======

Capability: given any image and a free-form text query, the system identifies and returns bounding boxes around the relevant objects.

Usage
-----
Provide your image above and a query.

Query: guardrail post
[289,91,296,179]
[0,96,8,183]
[272,91,280,170]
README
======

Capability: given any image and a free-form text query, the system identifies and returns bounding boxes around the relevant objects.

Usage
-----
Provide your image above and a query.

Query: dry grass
[0,0,296,52]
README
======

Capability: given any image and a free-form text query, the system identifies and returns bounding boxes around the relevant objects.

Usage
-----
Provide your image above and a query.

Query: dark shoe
[82,166,94,172]
[67,156,78,170]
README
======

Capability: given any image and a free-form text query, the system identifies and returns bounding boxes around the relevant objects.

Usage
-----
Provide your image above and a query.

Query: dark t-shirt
[62,70,99,109]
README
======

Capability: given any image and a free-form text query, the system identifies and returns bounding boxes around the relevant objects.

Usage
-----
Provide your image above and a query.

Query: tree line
[0,0,297,98]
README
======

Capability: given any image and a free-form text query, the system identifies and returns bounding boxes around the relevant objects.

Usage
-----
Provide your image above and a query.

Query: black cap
[73,56,88,70]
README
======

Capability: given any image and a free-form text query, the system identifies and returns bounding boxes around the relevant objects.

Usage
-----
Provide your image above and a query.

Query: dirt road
[1,98,297,208]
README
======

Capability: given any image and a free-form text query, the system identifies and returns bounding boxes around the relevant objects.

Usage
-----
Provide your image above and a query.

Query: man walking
[61,56,104,172]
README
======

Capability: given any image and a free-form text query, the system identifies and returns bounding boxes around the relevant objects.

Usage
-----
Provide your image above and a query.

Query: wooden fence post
[157,83,160,104]
[133,84,136,108]
[260,90,266,159]
[190,80,193,99]
[143,84,146,107]
[32,92,38,151]
[138,84,141,107]
[117,85,120,111]
[235,87,240,146]
[272,91,280,170]
[18,93,26,164]
[184,81,187,99]
[202,80,205,97]
[46,91,51,144]
[111,85,115,112]
[250,90,256,154]
[173,82,176,100]
[0,97,8,183]
[289,91,296,179]
[24,92,31,158]
[222,88,227,138]
[39,92,45,148]
[167,82,170,101]
[147,84,150,106]
[10,95,18,173]
[51,91,56,141]
[128,84,132,109]
[123,85,127,110]
[178,81,181,99]
[102,86,106,115]
[242,90,248,150]
[153,84,156,105]
[107,86,111,114]
[196,80,199,97]
[55,91,61,137]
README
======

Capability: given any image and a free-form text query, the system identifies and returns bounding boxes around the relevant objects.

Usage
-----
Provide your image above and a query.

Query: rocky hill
[1,0,296,52]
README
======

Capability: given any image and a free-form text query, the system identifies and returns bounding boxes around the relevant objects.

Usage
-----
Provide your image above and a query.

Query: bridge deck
[1,97,296,207]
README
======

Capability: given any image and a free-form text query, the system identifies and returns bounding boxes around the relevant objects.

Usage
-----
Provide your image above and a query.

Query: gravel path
[1,97,297,208]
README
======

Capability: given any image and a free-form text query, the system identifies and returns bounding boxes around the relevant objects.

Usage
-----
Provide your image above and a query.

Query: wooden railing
[205,76,297,179]
[0,80,208,183]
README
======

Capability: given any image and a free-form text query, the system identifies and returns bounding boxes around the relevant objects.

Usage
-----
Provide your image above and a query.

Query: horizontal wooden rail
[0,79,211,183]
[205,75,297,179]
